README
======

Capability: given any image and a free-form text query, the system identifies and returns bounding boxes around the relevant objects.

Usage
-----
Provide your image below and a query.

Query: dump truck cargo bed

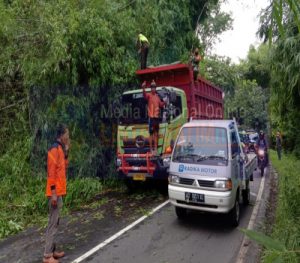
[136,63,224,119]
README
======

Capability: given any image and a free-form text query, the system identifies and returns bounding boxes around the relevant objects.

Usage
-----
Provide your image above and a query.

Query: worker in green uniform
[137,32,150,69]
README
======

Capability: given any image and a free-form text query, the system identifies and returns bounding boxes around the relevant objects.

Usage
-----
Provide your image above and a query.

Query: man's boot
[53,251,65,259]
[42,256,59,263]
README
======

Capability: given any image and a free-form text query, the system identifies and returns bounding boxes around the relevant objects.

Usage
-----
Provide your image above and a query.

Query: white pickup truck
[168,120,257,226]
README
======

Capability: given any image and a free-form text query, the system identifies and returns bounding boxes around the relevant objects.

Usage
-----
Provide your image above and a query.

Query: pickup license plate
[133,174,146,181]
[185,192,205,203]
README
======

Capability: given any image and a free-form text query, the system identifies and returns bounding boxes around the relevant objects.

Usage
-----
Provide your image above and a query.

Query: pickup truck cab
[168,120,257,226]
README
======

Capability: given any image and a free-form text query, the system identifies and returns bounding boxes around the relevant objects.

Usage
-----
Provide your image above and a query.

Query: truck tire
[242,188,250,205]
[228,196,240,227]
[175,207,187,220]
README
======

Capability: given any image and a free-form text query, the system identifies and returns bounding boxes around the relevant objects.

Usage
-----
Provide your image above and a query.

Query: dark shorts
[149,118,159,135]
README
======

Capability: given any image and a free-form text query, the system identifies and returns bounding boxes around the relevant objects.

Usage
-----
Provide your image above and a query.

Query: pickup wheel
[242,189,250,205]
[175,207,187,219]
[228,196,240,227]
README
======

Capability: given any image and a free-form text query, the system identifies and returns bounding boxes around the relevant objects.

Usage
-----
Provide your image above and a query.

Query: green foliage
[267,151,300,262]
[227,80,268,130]
[241,229,287,263]
[242,44,271,90]
[204,55,236,96]
[205,54,268,130]
[241,152,300,263]
[0,0,232,239]
[259,0,300,155]
[197,1,233,52]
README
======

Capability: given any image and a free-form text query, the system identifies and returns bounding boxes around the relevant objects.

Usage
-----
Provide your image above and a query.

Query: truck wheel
[175,207,187,220]
[228,196,240,227]
[242,189,250,205]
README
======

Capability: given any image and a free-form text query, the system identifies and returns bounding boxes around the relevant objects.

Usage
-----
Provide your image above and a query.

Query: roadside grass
[0,172,104,239]
[264,150,300,262]
[242,151,300,262]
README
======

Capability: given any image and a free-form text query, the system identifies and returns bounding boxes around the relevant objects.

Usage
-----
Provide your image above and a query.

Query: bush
[267,151,300,262]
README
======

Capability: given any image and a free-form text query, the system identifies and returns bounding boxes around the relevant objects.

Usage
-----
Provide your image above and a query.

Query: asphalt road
[79,170,264,263]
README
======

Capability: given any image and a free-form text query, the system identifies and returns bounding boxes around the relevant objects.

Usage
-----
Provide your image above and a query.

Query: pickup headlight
[214,179,232,190]
[169,174,180,184]
[163,156,171,167]
[116,158,122,167]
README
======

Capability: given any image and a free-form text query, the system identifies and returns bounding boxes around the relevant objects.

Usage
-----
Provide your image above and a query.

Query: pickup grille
[179,177,194,185]
[198,180,215,188]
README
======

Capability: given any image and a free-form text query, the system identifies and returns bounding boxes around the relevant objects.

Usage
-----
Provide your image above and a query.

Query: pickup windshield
[173,127,228,166]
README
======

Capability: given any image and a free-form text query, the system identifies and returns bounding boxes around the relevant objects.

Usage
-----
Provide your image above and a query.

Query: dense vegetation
[267,151,300,262]
[1,3,299,261]
[259,0,300,155]
[204,52,269,131]
[0,0,232,238]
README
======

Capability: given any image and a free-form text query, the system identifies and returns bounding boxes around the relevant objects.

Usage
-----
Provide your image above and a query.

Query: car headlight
[214,179,232,190]
[163,157,171,167]
[169,174,180,184]
[116,158,122,167]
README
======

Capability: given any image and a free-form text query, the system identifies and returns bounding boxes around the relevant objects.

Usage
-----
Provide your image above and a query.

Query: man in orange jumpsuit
[43,124,70,263]
[142,80,165,155]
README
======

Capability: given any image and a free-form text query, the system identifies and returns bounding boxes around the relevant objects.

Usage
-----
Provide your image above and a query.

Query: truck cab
[117,86,187,185]
[168,120,257,226]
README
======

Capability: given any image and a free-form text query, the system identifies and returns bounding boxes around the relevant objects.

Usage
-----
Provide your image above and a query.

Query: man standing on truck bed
[137,32,149,69]
[190,48,202,81]
[142,80,165,155]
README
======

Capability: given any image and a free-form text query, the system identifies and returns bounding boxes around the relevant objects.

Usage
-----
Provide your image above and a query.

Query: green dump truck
[116,63,224,189]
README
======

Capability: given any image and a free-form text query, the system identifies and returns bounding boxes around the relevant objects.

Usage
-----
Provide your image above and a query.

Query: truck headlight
[163,157,171,167]
[169,174,180,184]
[116,158,122,167]
[214,179,232,190]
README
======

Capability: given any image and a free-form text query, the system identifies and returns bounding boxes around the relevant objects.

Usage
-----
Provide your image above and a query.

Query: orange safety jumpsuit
[46,142,68,197]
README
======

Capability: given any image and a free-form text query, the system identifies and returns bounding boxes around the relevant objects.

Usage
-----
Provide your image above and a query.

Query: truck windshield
[172,127,228,166]
[119,90,181,125]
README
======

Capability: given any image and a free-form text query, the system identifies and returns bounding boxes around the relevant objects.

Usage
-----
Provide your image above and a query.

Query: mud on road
[0,187,167,263]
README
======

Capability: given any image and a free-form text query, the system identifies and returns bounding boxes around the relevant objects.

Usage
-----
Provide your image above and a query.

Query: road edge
[71,200,170,263]
[236,170,266,263]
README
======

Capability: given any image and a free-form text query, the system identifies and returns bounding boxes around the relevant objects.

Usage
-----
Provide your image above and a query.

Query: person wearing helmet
[256,130,269,165]
[137,32,150,69]
[190,48,202,81]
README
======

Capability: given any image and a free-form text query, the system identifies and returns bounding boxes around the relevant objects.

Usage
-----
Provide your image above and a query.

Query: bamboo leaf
[264,252,283,263]
[240,229,286,251]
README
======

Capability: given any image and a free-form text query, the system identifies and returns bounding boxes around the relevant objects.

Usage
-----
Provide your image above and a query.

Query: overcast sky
[211,0,270,63]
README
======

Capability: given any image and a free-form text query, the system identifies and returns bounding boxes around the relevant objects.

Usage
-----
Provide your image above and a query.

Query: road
[73,170,265,263]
